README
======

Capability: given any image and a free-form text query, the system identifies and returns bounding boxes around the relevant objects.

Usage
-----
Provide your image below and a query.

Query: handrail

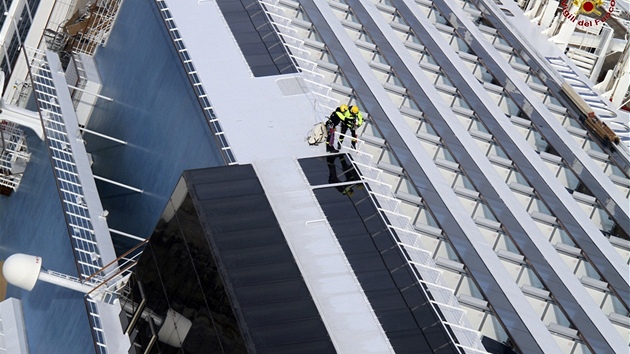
[258,2,486,349]
[153,0,237,165]
[345,146,488,353]
[24,48,106,281]
[84,238,149,283]
[260,0,341,124]
[71,0,125,55]
[0,120,30,191]
[23,47,131,354]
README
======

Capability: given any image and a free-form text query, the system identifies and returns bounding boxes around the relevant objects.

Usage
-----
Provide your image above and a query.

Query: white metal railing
[6,0,124,105]
[307,128,487,352]
[260,5,487,347]
[260,0,341,121]
[24,47,114,352]
[85,238,149,303]
[154,0,237,165]
[0,120,30,192]
[258,1,487,348]
[45,0,80,39]
[81,238,148,354]
[345,144,489,353]
[68,53,89,109]
[84,297,108,354]
[25,48,106,280]
[71,0,125,55]
[590,25,614,80]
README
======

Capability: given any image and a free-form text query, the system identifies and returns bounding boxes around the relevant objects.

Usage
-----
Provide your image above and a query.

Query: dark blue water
[0,0,223,352]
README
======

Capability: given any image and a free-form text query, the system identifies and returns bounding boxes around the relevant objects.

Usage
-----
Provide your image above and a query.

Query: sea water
[0,0,223,352]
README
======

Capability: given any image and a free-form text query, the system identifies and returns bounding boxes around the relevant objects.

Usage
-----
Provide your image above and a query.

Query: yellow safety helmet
[350,106,359,115]
[340,104,348,112]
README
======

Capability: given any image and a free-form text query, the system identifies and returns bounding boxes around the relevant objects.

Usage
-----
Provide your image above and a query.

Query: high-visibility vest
[330,108,350,126]
[343,106,363,127]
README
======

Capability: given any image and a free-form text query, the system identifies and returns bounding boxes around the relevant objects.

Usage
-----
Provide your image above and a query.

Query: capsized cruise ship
[0,0,628,353]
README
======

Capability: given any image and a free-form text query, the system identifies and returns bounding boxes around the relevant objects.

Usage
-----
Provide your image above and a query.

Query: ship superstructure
[0,0,627,353]
[144,0,628,352]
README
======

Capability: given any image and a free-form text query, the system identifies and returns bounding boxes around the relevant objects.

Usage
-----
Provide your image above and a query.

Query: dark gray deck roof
[184,164,335,353]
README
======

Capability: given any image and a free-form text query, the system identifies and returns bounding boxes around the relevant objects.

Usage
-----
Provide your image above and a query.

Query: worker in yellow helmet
[337,105,363,150]
[326,104,349,153]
